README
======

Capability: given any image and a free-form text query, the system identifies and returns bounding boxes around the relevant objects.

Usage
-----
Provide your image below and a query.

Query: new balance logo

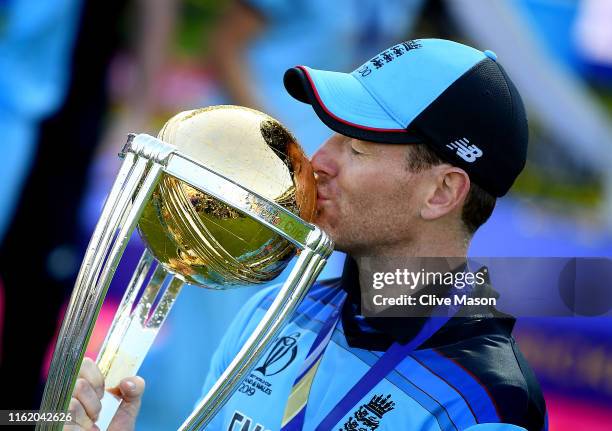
[446,138,483,163]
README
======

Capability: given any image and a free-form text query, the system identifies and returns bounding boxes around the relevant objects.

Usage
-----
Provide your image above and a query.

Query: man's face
[311,133,431,254]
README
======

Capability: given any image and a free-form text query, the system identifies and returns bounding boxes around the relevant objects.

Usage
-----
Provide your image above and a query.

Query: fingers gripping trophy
[37,106,333,430]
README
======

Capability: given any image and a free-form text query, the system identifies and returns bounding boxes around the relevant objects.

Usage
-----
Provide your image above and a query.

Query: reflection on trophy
[37,106,333,430]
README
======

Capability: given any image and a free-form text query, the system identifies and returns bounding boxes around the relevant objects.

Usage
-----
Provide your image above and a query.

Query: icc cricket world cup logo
[255,332,301,377]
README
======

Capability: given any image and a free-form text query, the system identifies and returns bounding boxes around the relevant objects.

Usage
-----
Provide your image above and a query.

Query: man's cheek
[314,204,336,228]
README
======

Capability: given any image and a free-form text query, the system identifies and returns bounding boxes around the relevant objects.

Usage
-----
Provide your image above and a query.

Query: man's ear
[420,167,470,221]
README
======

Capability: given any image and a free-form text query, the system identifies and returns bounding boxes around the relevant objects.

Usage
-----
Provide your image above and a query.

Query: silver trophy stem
[96,249,155,378]
[96,259,164,378]
[179,228,332,430]
[38,150,164,430]
[95,265,184,430]
[96,265,184,385]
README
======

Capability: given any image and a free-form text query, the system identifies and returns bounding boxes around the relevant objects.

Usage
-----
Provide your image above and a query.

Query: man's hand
[64,357,145,430]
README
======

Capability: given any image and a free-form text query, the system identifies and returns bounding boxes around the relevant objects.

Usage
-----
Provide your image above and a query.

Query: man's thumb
[118,378,145,403]
[107,377,145,431]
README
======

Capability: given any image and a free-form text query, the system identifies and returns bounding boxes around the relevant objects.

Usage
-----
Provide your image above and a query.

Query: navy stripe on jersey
[411,349,500,424]
[396,354,480,428]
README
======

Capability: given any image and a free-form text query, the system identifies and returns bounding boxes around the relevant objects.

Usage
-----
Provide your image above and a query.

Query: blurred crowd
[0,1,611,430]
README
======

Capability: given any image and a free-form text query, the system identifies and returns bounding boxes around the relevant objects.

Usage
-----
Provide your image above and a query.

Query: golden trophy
[37,106,333,430]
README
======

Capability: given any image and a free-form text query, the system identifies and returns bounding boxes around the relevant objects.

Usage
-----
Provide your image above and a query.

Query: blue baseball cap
[283,38,528,197]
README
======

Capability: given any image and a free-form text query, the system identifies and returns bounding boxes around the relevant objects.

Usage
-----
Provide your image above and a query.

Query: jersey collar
[338,256,514,351]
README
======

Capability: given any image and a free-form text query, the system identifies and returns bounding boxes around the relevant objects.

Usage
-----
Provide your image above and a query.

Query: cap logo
[356,40,423,77]
[446,138,483,163]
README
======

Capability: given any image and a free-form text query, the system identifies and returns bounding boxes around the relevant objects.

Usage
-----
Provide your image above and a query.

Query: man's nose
[311,137,340,179]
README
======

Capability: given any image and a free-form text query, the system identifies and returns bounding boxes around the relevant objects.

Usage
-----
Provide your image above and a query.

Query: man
[68,39,547,430]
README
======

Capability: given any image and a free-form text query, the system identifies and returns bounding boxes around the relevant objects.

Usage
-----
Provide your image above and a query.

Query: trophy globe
[138,105,317,288]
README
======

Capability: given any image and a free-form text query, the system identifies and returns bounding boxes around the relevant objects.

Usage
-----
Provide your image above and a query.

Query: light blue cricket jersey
[199,277,547,431]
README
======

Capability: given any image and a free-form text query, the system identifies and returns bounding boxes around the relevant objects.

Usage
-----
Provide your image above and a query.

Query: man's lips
[316,188,331,201]
[314,187,332,219]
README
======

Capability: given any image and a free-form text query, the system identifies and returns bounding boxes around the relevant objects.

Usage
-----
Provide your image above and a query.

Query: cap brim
[284,66,423,144]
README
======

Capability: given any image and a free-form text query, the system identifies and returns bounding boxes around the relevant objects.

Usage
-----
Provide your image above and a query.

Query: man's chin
[311,221,352,253]
[312,216,335,239]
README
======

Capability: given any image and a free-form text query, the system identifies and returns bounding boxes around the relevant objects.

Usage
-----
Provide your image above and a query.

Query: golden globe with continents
[137,105,317,288]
